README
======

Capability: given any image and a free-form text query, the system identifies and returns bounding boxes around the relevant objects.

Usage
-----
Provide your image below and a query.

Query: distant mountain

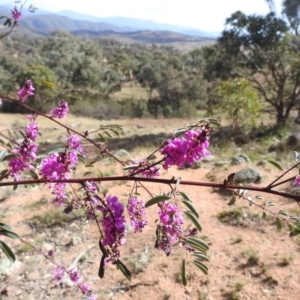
[19,14,129,34]
[72,29,211,44]
[56,10,219,38]
[0,5,218,38]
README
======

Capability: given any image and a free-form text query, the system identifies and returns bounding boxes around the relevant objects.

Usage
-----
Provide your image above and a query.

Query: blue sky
[1,0,282,32]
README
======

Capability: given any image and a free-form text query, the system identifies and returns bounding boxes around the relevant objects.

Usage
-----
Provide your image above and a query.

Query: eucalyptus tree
[218,10,300,125]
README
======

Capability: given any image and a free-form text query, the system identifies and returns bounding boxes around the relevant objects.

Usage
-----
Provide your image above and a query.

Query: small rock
[256,160,267,167]
[191,161,201,169]
[235,168,262,183]
[231,154,250,166]
[0,258,23,275]
[114,149,130,159]
[215,161,229,167]
[71,235,82,246]
[201,155,215,163]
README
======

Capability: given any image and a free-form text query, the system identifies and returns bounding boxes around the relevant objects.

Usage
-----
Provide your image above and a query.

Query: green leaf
[4,18,12,27]
[184,211,202,232]
[228,196,236,206]
[104,131,113,139]
[186,237,209,251]
[109,128,121,137]
[0,241,16,263]
[0,229,20,239]
[181,259,187,286]
[41,80,54,88]
[185,239,208,254]
[83,171,93,176]
[276,217,283,231]
[145,195,171,208]
[262,212,267,219]
[192,252,209,261]
[78,154,87,165]
[182,200,199,218]
[193,260,208,275]
[267,160,283,171]
[99,240,108,256]
[265,202,275,207]
[0,223,11,231]
[208,120,220,127]
[2,153,16,162]
[278,210,288,217]
[98,255,106,279]
[289,228,300,237]
[1,169,8,176]
[174,128,187,136]
[179,191,192,202]
[116,260,131,281]
[123,164,140,170]
[0,149,7,162]
[98,133,106,142]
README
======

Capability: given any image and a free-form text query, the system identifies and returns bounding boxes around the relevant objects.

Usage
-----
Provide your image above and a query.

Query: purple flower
[98,195,127,262]
[40,151,78,181]
[67,134,85,155]
[11,7,21,22]
[292,175,300,187]
[85,181,98,193]
[160,129,210,170]
[129,159,160,178]
[88,296,97,300]
[80,283,91,295]
[69,270,81,284]
[50,100,69,119]
[40,153,65,181]
[51,183,67,206]
[15,140,37,161]
[156,201,184,256]
[47,249,55,257]
[18,80,34,102]
[8,157,29,181]
[25,122,39,141]
[141,165,160,178]
[127,197,147,233]
[0,98,2,105]
[8,135,38,180]
[53,266,64,283]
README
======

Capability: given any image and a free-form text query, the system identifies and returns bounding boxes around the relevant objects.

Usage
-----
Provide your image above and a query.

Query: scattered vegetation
[279,253,295,266]
[241,248,259,265]
[222,281,246,300]
[217,207,244,226]
[28,208,86,227]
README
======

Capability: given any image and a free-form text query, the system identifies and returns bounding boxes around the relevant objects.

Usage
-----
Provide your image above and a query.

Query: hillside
[72,29,214,46]
[0,5,219,39]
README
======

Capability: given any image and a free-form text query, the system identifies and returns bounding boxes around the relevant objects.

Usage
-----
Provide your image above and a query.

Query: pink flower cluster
[160,128,210,170]
[292,175,300,187]
[8,118,39,180]
[53,267,95,299]
[50,100,69,119]
[98,195,127,263]
[129,159,160,178]
[67,134,85,155]
[18,80,35,103]
[40,151,78,181]
[127,197,147,233]
[11,7,21,22]
[156,201,184,256]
